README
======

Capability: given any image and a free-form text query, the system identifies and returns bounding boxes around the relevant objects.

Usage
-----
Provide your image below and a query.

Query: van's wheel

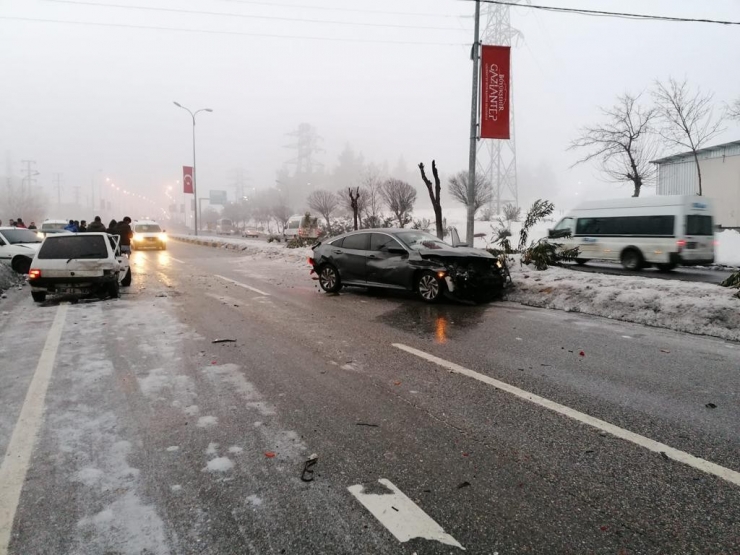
[656,263,676,272]
[318,264,342,293]
[620,248,644,271]
[121,268,132,287]
[575,258,588,265]
[416,271,443,303]
[31,291,46,303]
[11,256,31,274]
[108,279,120,299]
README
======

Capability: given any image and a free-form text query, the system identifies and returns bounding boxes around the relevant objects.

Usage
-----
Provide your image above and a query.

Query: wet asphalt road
[560,260,735,284]
[1,240,739,555]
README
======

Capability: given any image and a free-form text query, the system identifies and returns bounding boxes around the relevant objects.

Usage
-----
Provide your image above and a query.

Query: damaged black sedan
[309,229,507,303]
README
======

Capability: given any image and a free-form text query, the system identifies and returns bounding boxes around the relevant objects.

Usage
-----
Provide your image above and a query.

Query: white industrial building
[653,140,740,228]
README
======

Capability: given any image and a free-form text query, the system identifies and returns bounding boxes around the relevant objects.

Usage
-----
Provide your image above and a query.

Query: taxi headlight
[133,233,142,242]
[159,233,167,242]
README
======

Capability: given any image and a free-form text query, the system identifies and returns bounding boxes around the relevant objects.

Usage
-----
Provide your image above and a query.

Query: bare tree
[346,187,361,230]
[360,164,383,227]
[271,196,292,233]
[448,171,493,216]
[307,189,339,230]
[380,178,416,228]
[728,97,740,120]
[653,78,724,196]
[418,160,444,239]
[502,203,521,227]
[569,93,658,198]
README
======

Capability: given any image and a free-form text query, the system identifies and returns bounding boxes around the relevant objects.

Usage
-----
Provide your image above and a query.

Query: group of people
[1,218,36,229]
[63,216,134,254]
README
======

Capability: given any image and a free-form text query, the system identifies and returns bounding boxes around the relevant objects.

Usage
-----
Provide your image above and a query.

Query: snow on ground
[716,229,740,267]
[171,234,311,264]
[507,261,740,342]
[0,263,21,294]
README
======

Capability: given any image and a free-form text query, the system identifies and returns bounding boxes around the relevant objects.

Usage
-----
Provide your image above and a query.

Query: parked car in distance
[131,220,167,250]
[549,195,715,271]
[0,227,43,274]
[37,219,71,238]
[28,233,131,302]
[242,228,260,238]
[309,229,507,303]
[216,218,235,235]
[284,213,319,241]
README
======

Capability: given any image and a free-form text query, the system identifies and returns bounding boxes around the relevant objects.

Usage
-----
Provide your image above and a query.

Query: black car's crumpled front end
[421,253,508,303]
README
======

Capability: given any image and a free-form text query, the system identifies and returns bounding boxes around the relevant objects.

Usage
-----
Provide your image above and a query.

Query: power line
[469,0,740,26]
[0,16,467,45]
[41,0,471,32]
[211,0,463,19]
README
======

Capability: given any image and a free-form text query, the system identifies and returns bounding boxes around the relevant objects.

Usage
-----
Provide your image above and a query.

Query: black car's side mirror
[386,247,407,255]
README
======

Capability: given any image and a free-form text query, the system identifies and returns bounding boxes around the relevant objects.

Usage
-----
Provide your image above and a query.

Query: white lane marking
[0,305,68,554]
[215,275,270,297]
[393,343,740,488]
[348,479,464,550]
[169,257,184,264]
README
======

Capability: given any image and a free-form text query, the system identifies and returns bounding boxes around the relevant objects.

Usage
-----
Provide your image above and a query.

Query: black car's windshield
[396,231,450,251]
[0,229,43,244]
[38,235,108,259]
[134,224,162,233]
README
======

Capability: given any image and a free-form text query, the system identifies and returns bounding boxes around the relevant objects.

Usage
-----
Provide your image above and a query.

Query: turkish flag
[480,45,511,139]
[183,166,194,194]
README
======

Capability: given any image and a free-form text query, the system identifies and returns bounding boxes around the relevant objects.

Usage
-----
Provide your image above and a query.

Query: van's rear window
[686,215,713,236]
[38,235,108,259]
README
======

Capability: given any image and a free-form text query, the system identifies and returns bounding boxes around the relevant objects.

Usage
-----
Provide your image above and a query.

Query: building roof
[651,139,740,165]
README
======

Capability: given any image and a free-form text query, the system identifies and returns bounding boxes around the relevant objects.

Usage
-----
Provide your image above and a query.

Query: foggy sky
[1,0,739,217]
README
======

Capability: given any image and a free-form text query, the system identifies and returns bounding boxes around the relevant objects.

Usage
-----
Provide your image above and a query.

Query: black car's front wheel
[318,264,342,293]
[416,271,443,303]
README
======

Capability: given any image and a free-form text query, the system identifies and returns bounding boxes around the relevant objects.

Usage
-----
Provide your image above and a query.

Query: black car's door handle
[332,249,342,254]
[368,255,378,259]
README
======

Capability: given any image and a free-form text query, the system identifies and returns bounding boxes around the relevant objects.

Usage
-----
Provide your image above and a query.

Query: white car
[0,227,43,274]
[132,220,167,250]
[28,233,131,302]
[37,219,72,239]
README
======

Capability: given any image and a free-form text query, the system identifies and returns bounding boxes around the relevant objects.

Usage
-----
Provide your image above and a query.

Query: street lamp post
[173,102,213,236]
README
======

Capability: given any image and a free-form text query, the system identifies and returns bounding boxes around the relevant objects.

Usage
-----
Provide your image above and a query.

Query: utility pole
[466,0,481,246]
[73,185,81,207]
[53,173,63,209]
[20,160,38,194]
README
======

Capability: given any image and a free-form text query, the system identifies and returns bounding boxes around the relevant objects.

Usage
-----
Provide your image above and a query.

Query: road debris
[301,453,318,482]
[705,403,717,409]
[356,422,379,427]
[212,338,237,344]
[265,451,276,458]
[456,481,471,489]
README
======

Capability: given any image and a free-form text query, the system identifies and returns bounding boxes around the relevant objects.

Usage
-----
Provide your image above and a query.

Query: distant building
[653,140,740,228]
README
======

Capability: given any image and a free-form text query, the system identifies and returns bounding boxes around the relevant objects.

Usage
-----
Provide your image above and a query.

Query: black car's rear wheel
[318,264,342,293]
[416,271,443,303]
[31,291,46,303]
[121,267,132,286]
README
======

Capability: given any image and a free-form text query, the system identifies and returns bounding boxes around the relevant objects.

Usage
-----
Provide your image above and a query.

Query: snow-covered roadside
[506,262,740,342]
[0,264,21,296]
[170,234,312,264]
[716,229,740,267]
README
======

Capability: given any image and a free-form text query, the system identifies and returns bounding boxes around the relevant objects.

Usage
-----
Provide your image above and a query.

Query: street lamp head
[173,101,182,108]
[204,108,213,112]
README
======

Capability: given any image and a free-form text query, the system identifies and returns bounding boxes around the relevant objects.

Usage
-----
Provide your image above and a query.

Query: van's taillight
[676,239,686,252]
[28,269,41,279]
[713,240,719,247]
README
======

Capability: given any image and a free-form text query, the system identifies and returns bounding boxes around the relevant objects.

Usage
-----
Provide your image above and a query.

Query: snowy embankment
[170,234,312,264]
[716,229,740,267]
[507,262,740,342]
[0,264,21,296]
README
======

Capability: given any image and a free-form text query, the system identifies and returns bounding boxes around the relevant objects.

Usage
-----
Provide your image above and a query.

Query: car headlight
[36,232,44,239]
[159,233,167,242]
[133,233,142,242]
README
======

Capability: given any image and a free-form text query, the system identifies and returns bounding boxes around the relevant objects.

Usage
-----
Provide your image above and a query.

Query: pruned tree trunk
[348,187,360,230]
[419,160,444,239]
[693,151,703,196]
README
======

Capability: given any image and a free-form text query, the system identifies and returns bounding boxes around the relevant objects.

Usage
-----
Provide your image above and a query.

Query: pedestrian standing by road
[28,222,37,230]
[79,220,88,233]
[15,218,26,228]
[116,216,133,255]
[64,220,78,232]
[107,219,118,234]
[87,216,107,232]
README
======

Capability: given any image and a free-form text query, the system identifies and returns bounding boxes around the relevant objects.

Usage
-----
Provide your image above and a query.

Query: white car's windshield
[1,229,43,244]
[134,224,162,233]
[396,231,450,251]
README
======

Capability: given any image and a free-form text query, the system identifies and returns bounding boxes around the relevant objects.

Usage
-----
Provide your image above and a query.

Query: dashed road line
[348,479,464,550]
[393,342,740,488]
[169,256,184,263]
[0,305,68,554]
[215,275,270,297]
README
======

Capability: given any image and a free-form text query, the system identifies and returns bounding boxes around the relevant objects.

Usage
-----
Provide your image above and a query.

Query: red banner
[183,166,194,194]
[480,45,511,139]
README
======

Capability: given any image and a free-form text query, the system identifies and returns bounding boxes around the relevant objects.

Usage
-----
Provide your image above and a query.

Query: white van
[216,218,234,235]
[549,195,715,271]
[283,213,319,241]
